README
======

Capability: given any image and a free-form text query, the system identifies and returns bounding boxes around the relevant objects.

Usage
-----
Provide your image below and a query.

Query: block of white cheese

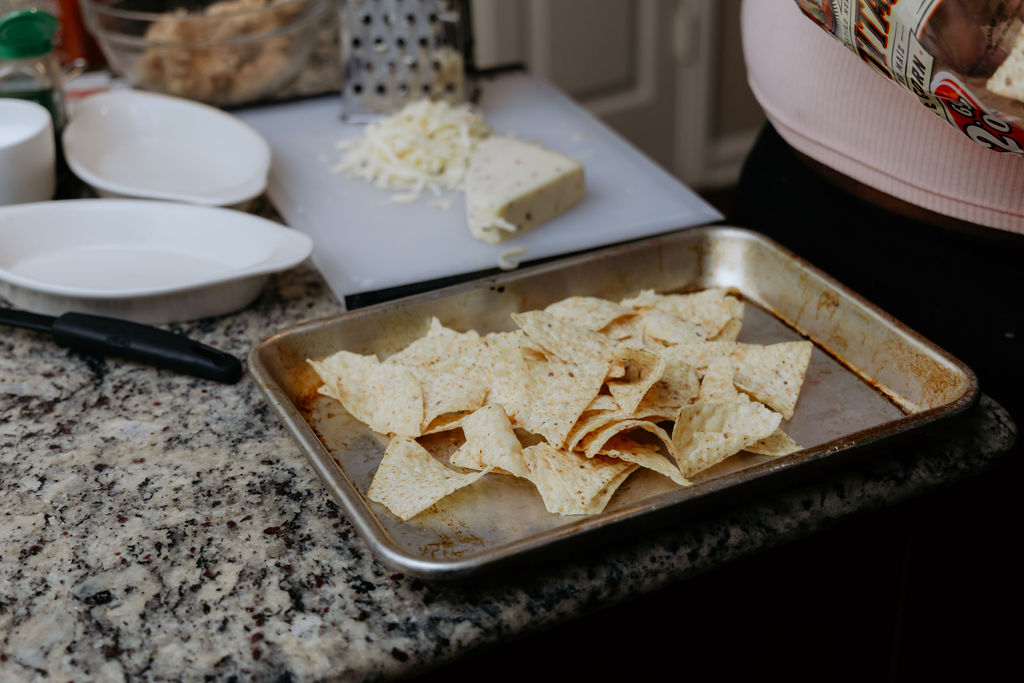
[464,136,585,244]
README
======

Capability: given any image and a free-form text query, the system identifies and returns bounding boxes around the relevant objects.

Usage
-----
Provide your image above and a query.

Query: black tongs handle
[52,313,244,384]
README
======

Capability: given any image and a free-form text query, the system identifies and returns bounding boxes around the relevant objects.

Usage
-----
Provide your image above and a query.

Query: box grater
[338,0,475,122]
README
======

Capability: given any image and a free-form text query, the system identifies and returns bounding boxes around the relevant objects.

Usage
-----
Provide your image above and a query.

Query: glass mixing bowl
[80,0,331,107]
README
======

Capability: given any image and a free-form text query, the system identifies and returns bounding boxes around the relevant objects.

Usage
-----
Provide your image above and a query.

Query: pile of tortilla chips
[309,289,813,521]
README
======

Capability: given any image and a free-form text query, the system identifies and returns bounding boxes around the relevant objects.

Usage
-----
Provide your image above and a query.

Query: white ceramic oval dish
[0,99,56,206]
[62,90,271,207]
[0,199,313,323]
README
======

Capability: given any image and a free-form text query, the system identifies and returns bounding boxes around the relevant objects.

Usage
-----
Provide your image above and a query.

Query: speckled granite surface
[0,256,1016,682]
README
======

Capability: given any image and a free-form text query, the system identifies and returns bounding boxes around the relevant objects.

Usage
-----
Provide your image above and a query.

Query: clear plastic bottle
[0,8,66,134]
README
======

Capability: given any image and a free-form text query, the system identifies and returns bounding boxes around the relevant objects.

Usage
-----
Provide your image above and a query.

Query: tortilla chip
[309,351,423,437]
[601,315,645,344]
[659,340,813,420]
[698,357,746,403]
[544,296,636,331]
[386,317,477,364]
[619,288,662,309]
[385,318,490,428]
[621,288,743,339]
[368,436,491,520]
[599,434,691,486]
[672,402,781,477]
[519,335,551,361]
[605,344,666,415]
[585,394,620,412]
[711,319,743,342]
[421,413,470,435]
[477,331,531,421]
[505,311,616,445]
[511,310,617,363]
[634,361,700,419]
[658,341,737,372]
[731,341,813,420]
[578,418,675,460]
[712,296,745,341]
[521,442,637,515]
[564,408,619,452]
[565,349,685,450]
[745,429,803,456]
[638,309,706,347]
[449,404,529,477]
[516,349,608,447]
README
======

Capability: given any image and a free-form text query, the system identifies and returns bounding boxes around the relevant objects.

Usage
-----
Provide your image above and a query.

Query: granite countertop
[0,257,1016,682]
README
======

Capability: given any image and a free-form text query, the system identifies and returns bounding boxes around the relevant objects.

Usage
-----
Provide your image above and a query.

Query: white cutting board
[237,72,721,303]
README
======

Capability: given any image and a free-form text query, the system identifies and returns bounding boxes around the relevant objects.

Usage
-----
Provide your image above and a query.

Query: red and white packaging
[795,0,1024,153]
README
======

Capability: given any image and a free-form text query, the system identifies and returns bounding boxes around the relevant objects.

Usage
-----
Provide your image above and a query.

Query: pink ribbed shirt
[741,0,1024,234]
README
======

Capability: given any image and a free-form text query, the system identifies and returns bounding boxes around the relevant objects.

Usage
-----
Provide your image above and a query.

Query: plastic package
[795,0,1024,153]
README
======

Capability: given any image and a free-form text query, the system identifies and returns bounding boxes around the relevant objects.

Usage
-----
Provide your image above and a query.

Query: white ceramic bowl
[62,90,271,207]
[0,99,56,206]
[0,198,313,323]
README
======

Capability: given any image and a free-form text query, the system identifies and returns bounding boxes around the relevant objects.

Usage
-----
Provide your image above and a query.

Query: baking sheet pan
[249,226,978,579]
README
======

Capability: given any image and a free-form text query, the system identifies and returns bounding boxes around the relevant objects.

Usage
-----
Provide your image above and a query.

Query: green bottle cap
[0,9,59,60]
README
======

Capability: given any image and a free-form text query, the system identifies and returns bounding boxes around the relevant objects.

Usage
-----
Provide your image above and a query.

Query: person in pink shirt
[731,1,1020,679]
[736,0,1022,431]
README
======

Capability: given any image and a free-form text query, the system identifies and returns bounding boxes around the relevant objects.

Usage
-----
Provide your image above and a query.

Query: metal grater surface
[338,0,474,122]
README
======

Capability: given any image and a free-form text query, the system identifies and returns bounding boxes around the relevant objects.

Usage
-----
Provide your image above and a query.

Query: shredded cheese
[332,99,493,203]
[498,247,528,271]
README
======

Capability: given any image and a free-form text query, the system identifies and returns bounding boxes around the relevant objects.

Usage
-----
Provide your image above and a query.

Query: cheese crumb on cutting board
[464,136,585,245]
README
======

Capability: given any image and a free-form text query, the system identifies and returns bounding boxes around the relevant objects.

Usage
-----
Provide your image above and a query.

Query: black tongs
[1,308,243,384]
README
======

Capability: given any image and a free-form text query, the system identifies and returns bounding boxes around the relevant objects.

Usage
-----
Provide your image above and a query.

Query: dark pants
[729,123,1020,678]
